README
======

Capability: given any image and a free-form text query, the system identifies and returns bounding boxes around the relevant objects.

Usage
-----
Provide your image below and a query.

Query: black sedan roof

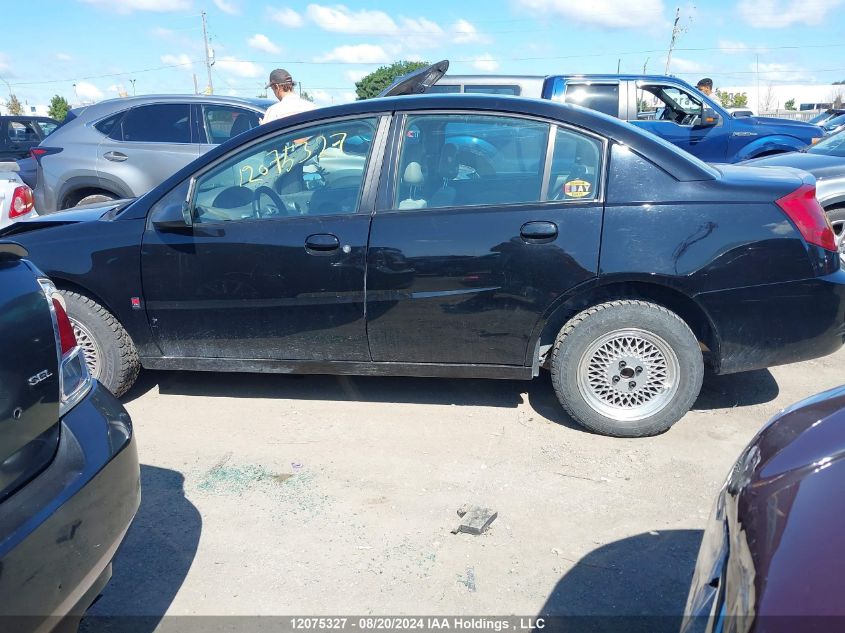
[129,93,716,220]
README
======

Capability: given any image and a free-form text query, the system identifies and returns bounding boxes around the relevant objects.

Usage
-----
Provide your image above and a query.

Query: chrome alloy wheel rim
[577,328,680,422]
[69,317,102,379]
[831,218,845,256]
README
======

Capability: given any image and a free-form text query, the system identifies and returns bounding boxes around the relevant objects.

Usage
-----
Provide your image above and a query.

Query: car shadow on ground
[80,465,201,633]
[121,367,779,434]
[539,529,703,633]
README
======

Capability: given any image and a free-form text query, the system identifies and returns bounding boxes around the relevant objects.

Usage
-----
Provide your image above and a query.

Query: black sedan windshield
[809,130,845,157]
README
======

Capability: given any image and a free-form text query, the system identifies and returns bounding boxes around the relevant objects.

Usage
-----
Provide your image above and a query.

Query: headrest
[403,161,424,185]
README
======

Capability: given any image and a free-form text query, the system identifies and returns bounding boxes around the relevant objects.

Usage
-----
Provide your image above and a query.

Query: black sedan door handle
[104,151,128,162]
[520,221,558,243]
[305,233,340,253]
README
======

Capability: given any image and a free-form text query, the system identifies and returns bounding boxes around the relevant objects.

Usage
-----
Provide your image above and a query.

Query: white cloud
[754,62,806,82]
[316,44,390,64]
[161,53,195,71]
[267,7,304,27]
[215,56,263,78]
[306,4,398,33]
[212,0,239,14]
[75,81,104,102]
[451,19,487,44]
[471,54,500,72]
[515,0,664,29]
[248,33,281,54]
[55,52,73,62]
[303,4,448,48]
[718,40,748,54]
[738,0,842,28]
[0,53,10,74]
[81,0,191,13]
[666,56,705,74]
[341,91,357,102]
[107,84,129,96]
[345,69,368,83]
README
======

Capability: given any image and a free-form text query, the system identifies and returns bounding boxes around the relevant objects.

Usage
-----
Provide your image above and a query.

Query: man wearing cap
[261,68,316,125]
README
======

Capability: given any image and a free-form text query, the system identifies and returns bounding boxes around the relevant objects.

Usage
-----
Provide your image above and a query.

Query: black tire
[59,290,140,397]
[828,207,845,254]
[550,300,704,437]
[75,193,116,207]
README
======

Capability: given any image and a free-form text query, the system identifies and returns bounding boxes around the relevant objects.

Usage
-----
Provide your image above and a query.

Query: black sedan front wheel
[60,290,140,397]
[551,300,704,437]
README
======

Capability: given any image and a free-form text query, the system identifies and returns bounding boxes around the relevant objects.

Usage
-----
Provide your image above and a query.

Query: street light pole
[129,79,136,96]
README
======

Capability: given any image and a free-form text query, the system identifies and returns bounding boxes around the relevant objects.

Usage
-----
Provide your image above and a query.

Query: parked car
[32,95,271,213]
[743,129,845,255]
[682,385,845,632]
[425,70,824,163]
[821,112,845,136]
[3,73,844,437]
[0,161,36,228]
[0,241,139,632]
[0,115,59,161]
[807,107,845,126]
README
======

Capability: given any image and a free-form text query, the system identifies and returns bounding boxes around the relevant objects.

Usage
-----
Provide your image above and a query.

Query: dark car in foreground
[682,386,845,633]
[2,78,844,437]
[744,130,845,255]
[31,95,271,213]
[0,241,139,632]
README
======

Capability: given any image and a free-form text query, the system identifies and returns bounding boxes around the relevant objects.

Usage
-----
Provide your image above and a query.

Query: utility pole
[665,7,681,74]
[643,57,649,73]
[756,54,761,114]
[201,10,214,95]
[617,58,621,73]
[129,79,136,96]
[193,74,199,95]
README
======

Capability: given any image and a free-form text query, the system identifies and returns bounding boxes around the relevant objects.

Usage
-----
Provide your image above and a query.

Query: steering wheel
[253,186,290,218]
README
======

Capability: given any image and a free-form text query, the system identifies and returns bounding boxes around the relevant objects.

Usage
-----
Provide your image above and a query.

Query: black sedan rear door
[365,111,606,367]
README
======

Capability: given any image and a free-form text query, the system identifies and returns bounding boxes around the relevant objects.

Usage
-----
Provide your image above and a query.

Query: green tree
[355,60,429,100]
[300,90,315,103]
[47,95,71,121]
[6,93,23,115]
[784,98,796,111]
[715,89,748,109]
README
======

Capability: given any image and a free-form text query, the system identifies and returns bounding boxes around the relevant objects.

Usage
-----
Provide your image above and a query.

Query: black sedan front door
[141,115,387,362]
[366,112,606,366]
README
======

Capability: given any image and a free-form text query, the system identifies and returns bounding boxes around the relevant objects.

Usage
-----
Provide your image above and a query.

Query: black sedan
[0,241,139,631]
[2,88,844,437]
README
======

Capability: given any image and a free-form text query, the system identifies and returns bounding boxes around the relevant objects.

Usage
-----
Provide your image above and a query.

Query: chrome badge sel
[27,369,53,387]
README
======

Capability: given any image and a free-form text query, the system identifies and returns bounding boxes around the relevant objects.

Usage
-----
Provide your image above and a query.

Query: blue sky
[1,0,844,107]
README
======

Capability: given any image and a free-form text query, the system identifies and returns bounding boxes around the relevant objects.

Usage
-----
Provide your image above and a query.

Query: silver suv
[33,94,271,212]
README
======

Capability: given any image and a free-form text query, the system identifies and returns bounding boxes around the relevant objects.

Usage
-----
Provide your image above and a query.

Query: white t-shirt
[261,93,317,124]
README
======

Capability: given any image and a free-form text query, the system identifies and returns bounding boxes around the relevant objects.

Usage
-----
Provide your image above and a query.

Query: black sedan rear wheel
[551,300,704,437]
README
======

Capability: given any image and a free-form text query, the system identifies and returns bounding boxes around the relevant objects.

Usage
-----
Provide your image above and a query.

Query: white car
[0,162,36,228]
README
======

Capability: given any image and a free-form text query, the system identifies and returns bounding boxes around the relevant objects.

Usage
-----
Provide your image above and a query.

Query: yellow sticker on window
[563,179,591,198]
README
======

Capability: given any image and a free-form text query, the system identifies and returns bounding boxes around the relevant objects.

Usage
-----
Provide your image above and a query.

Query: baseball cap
[266,68,293,88]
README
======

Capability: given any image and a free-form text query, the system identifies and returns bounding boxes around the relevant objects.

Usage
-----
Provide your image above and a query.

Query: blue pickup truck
[426,72,824,163]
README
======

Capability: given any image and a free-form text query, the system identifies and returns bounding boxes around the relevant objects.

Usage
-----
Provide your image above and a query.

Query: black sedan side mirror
[153,201,193,230]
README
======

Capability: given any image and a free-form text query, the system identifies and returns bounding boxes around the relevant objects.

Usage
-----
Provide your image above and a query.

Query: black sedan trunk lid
[0,243,60,502]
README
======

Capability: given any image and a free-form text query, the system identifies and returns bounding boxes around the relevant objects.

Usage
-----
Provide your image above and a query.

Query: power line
[10,42,845,88]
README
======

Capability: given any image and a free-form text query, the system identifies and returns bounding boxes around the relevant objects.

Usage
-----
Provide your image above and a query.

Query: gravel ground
[85,347,843,628]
